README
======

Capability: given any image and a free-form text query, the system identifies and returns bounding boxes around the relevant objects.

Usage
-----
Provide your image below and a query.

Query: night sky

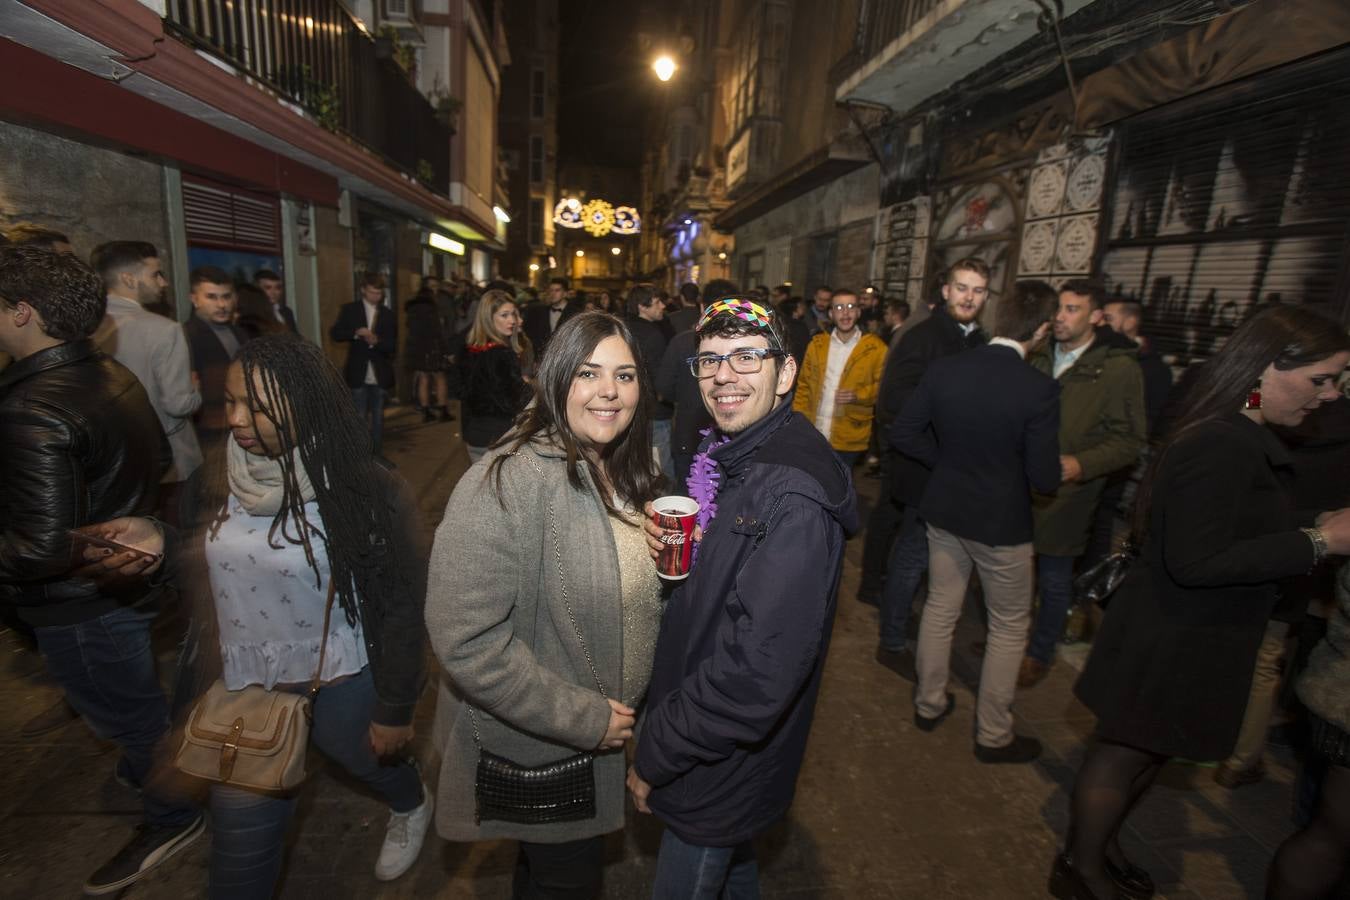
[556,0,657,171]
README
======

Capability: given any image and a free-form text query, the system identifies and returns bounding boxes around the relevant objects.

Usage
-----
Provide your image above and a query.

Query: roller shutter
[1099,49,1350,365]
[182,175,281,254]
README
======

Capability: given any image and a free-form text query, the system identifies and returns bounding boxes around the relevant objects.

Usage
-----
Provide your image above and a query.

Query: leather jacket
[0,340,170,626]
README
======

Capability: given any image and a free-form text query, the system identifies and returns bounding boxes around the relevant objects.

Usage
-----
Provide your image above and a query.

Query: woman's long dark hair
[207,334,412,626]
[1133,304,1350,538]
[489,311,662,518]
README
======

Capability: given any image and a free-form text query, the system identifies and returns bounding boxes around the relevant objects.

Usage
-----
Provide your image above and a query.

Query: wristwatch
[1301,526,1329,565]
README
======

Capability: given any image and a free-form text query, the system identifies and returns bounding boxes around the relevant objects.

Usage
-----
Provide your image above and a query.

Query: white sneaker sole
[373,791,435,882]
[83,815,206,895]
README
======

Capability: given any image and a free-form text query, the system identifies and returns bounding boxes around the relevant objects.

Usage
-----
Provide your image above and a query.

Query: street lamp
[575,249,585,258]
[529,263,540,272]
[652,55,677,82]
[611,246,621,256]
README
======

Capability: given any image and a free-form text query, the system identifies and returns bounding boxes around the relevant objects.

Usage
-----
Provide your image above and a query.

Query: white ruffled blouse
[206,496,368,690]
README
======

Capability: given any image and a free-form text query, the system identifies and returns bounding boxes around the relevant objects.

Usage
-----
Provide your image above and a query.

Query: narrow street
[0,406,1298,899]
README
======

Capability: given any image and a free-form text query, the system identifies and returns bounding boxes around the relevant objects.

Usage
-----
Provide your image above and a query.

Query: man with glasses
[792,288,888,467]
[632,297,857,898]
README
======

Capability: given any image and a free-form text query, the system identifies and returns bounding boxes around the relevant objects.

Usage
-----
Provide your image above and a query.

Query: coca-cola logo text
[659,531,687,546]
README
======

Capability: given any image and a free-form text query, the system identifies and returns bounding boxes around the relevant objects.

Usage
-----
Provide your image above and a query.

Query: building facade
[638,0,1350,364]
[497,0,559,287]
[0,0,506,384]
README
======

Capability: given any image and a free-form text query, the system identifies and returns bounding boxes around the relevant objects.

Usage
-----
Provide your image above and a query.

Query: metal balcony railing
[165,0,450,195]
[854,0,945,67]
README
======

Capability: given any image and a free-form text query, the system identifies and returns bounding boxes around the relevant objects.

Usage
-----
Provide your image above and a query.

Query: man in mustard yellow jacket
[793,289,889,466]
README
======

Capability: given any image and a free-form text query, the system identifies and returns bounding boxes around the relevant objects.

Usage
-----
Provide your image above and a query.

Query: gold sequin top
[608,507,664,706]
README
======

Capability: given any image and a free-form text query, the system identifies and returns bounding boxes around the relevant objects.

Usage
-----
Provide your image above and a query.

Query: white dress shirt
[1053,336,1094,378]
[814,328,861,439]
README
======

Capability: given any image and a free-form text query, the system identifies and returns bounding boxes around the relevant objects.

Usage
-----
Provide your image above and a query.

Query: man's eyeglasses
[687,348,784,378]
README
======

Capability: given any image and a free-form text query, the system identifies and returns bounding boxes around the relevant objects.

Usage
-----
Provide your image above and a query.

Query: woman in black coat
[458,288,532,461]
[1054,306,1350,900]
[404,286,451,422]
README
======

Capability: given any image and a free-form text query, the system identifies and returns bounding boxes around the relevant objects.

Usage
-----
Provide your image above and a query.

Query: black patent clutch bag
[474,748,596,825]
[1073,542,1137,608]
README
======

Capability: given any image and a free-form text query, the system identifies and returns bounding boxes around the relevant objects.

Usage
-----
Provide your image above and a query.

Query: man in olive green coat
[1021,279,1146,685]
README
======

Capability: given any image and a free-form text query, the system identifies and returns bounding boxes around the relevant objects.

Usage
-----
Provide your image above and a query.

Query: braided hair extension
[209,334,412,626]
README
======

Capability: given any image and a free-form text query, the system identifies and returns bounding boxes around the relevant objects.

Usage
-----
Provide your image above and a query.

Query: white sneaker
[374,784,434,882]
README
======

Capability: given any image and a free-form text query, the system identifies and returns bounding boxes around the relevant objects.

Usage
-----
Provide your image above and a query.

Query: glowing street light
[652,55,677,82]
[610,246,621,256]
[529,263,540,272]
[575,249,585,258]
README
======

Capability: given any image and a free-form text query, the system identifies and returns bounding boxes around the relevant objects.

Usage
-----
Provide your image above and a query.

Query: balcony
[835,0,1096,112]
[165,0,450,195]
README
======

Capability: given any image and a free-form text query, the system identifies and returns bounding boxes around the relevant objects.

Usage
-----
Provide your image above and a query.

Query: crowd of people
[1,218,1349,900]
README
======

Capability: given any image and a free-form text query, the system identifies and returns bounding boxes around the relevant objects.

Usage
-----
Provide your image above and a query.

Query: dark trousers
[859,450,904,598]
[34,605,198,828]
[513,835,605,899]
[352,384,386,454]
[1026,553,1077,665]
[879,505,928,650]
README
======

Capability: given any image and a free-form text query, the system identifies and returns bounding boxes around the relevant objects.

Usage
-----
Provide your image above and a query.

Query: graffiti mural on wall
[1100,69,1350,366]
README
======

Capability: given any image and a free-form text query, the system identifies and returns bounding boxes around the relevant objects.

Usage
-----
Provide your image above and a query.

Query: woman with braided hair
[189,333,432,897]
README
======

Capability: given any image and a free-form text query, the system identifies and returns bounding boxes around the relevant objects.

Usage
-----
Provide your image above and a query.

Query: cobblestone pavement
[0,406,1300,899]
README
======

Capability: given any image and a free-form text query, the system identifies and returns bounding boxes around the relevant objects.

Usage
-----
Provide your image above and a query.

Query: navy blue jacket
[892,343,1061,546]
[330,300,398,389]
[634,396,858,846]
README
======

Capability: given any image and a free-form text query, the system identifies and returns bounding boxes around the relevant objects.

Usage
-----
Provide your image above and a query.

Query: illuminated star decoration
[581,199,615,236]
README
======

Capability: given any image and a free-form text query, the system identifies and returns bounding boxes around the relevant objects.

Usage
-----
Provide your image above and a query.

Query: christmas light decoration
[581,199,616,237]
[553,197,641,236]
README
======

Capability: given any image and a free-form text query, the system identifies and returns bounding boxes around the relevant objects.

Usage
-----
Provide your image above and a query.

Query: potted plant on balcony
[428,87,461,133]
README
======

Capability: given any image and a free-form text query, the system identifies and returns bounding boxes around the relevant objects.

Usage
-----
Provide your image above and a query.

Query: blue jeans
[879,506,928,650]
[209,667,422,899]
[34,605,198,828]
[351,384,386,454]
[652,829,759,900]
[1026,553,1077,665]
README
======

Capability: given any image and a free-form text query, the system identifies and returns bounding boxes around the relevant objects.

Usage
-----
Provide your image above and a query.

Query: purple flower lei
[686,427,730,563]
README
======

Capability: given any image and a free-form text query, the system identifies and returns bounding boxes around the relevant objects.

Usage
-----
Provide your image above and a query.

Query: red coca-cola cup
[652,495,699,580]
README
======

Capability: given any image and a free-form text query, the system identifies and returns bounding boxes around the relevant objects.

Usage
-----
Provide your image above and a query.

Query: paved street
[0,406,1301,899]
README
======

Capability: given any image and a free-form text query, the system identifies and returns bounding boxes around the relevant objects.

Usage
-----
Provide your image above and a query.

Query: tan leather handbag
[174,581,335,791]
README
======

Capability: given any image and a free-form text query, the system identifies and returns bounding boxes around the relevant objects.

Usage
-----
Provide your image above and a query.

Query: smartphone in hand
[68,528,163,565]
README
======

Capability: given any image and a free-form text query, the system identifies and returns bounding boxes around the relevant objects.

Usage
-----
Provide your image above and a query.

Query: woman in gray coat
[425,312,664,898]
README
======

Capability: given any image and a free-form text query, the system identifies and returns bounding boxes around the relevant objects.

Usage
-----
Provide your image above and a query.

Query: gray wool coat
[424,440,629,843]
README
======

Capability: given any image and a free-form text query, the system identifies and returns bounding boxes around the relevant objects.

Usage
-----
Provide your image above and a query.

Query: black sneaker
[914,693,955,732]
[112,757,141,793]
[83,813,204,895]
[876,645,917,682]
[975,735,1042,764]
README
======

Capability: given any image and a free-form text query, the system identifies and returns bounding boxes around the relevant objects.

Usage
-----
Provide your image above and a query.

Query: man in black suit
[522,276,576,359]
[254,269,297,333]
[329,272,397,454]
[866,258,990,647]
[183,266,249,451]
[892,280,1061,764]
